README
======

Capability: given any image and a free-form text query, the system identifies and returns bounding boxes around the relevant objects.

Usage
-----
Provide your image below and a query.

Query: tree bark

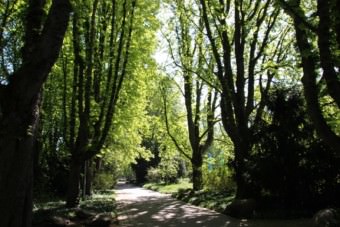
[0,112,36,227]
[289,2,340,153]
[192,153,203,191]
[85,160,93,196]
[317,0,340,108]
[0,1,71,226]
[233,144,251,199]
[66,158,82,207]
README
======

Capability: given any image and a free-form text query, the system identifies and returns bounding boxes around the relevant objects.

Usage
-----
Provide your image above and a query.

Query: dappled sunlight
[115,183,313,227]
[116,183,238,226]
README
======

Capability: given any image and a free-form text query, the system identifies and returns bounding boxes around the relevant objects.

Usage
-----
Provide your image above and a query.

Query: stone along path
[115,183,313,227]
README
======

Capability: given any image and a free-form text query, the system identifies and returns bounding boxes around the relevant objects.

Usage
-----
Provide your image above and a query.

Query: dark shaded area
[247,86,340,215]
[34,148,70,197]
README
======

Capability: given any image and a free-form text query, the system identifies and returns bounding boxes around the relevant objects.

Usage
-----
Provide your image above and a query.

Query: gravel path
[115,183,313,227]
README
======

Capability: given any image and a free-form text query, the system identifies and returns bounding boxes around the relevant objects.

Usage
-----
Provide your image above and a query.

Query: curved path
[115,183,313,227]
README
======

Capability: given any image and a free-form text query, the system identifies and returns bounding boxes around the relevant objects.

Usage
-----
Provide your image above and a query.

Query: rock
[86,213,113,227]
[224,199,256,218]
[313,208,340,227]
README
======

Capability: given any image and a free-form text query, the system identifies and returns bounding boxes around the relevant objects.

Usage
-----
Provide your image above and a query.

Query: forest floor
[115,182,314,227]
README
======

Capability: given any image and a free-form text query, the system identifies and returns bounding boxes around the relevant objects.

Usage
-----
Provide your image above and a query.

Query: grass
[143,178,192,194]
[143,178,235,213]
[173,188,235,213]
[33,190,117,225]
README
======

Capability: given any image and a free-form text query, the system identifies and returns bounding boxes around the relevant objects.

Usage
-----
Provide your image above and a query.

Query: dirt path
[115,183,313,227]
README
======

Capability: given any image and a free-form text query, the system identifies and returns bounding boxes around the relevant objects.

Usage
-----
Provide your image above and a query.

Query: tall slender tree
[161,1,218,190]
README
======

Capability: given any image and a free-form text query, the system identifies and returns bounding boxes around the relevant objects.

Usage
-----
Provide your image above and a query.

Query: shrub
[146,167,162,183]
[93,172,115,190]
[146,162,179,184]
[250,86,340,210]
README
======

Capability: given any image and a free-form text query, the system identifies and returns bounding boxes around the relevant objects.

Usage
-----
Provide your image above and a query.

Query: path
[115,182,313,227]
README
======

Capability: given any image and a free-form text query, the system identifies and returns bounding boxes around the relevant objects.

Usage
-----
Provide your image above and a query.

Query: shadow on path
[115,182,313,227]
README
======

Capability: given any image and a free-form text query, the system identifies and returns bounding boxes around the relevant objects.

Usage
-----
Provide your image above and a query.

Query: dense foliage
[249,86,340,210]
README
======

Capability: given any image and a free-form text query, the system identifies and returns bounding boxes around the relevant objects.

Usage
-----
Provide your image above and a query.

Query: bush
[146,162,179,184]
[146,167,162,183]
[203,146,235,192]
[249,86,340,211]
[93,172,115,190]
[203,165,235,192]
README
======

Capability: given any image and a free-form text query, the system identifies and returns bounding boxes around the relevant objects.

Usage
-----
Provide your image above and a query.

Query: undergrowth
[173,188,235,213]
[143,178,235,213]
[33,190,117,225]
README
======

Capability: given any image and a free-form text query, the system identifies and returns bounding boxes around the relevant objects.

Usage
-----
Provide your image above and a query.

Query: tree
[0,0,71,226]
[162,0,219,191]
[161,75,217,190]
[44,0,160,206]
[199,0,293,198]
[59,0,137,207]
[278,0,340,153]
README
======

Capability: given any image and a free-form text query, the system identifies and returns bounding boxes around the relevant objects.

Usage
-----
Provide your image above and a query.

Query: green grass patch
[173,189,235,213]
[143,178,192,194]
[144,178,235,213]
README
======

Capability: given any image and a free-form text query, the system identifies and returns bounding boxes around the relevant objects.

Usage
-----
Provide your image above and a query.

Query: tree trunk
[0,92,41,227]
[234,144,252,199]
[85,160,93,196]
[33,133,43,180]
[0,126,34,227]
[317,0,340,108]
[192,153,203,191]
[292,11,340,153]
[0,1,71,225]
[235,168,249,199]
[66,158,82,207]
[192,165,203,191]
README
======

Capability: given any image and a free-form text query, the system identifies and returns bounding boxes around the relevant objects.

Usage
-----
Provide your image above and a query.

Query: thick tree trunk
[0,91,41,227]
[234,144,252,199]
[0,125,34,227]
[235,169,249,199]
[66,158,82,207]
[0,1,71,225]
